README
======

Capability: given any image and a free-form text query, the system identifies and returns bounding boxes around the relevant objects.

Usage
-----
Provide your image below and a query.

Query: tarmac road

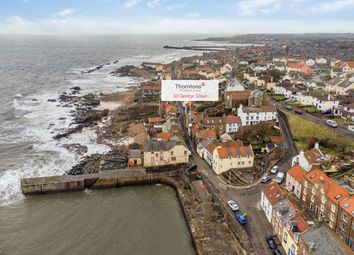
[275,102,354,138]
[178,103,297,254]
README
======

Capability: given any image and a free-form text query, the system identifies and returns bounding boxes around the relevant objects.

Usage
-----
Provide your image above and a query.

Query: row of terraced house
[261,163,354,255]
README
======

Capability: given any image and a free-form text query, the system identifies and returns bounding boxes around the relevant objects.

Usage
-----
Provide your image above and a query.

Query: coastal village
[22,37,354,255]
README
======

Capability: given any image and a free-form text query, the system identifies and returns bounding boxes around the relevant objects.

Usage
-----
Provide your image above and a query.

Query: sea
[0,34,219,255]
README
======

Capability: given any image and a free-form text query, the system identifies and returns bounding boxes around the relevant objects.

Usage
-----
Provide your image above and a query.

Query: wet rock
[110,65,135,77]
[63,143,88,155]
[70,86,81,91]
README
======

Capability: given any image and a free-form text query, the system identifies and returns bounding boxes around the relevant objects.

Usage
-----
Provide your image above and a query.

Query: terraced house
[212,142,254,175]
[337,196,354,250]
[301,169,349,230]
[143,139,189,167]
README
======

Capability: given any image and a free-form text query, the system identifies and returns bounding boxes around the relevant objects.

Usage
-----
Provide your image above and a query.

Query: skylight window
[343,203,350,208]
[335,194,342,200]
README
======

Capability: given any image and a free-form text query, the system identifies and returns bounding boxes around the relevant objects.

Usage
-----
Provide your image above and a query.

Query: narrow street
[275,102,354,138]
[178,104,298,254]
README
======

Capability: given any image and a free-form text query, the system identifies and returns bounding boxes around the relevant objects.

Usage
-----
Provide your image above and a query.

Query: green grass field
[285,112,354,154]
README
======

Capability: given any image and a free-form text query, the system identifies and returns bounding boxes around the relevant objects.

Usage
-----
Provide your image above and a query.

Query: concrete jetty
[20,170,253,255]
[21,170,167,195]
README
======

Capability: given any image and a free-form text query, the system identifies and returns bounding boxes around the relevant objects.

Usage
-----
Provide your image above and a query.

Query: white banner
[161,80,219,101]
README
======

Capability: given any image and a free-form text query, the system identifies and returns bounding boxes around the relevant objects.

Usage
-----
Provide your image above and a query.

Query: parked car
[321,109,331,114]
[186,163,197,171]
[326,119,338,128]
[228,200,239,211]
[275,172,285,184]
[266,236,277,250]
[236,213,247,225]
[270,165,279,174]
[261,175,271,183]
[272,249,282,255]
[348,125,354,132]
[294,108,302,114]
[285,105,292,110]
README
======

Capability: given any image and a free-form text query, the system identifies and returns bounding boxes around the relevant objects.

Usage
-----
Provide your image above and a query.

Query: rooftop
[287,165,307,183]
[217,144,253,158]
[301,225,348,255]
[262,181,283,205]
[144,139,178,152]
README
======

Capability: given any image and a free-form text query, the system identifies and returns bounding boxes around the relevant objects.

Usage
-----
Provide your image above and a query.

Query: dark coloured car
[186,163,197,171]
[266,236,277,250]
[272,249,282,255]
[294,108,303,114]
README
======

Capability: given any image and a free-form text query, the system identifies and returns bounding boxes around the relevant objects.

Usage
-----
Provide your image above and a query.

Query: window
[304,180,308,187]
[329,221,334,228]
[330,213,335,221]
[331,204,336,213]
[312,187,316,194]
[184,151,187,155]
[321,196,326,204]
[283,232,288,243]
[302,195,306,202]
[170,151,174,155]
[343,213,348,223]
[303,188,307,195]
[171,157,176,161]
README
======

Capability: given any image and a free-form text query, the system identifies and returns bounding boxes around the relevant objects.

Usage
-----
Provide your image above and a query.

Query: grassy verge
[284,111,354,155]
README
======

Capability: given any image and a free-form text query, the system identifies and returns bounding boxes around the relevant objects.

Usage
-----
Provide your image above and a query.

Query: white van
[275,172,285,184]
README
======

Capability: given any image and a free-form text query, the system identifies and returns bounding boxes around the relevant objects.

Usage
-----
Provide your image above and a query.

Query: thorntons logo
[175,82,206,90]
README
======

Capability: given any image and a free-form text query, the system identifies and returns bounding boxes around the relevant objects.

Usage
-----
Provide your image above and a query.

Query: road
[178,104,297,254]
[275,102,354,138]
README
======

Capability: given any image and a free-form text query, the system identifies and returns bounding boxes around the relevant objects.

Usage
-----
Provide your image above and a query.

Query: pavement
[178,104,297,254]
[275,101,354,138]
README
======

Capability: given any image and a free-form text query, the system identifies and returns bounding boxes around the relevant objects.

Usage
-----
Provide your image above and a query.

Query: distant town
[21,34,354,255]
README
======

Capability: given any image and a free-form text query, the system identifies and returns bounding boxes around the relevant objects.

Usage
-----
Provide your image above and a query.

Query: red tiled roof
[304,169,329,185]
[157,131,173,140]
[289,215,309,238]
[304,148,323,165]
[198,129,217,139]
[288,165,307,183]
[225,115,241,124]
[304,169,349,204]
[339,196,354,217]
[262,181,283,205]
[217,144,253,158]
[326,181,349,205]
[206,143,217,154]
[346,60,354,68]
[270,136,284,143]
[148,117,164,124]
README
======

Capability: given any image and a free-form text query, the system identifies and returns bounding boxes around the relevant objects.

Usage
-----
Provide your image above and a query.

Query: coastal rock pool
[0,185,195,255]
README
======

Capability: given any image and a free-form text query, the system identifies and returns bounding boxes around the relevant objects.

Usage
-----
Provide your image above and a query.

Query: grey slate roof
[301,225,348,255]
[129,150,142,158]
[144,140,177,152]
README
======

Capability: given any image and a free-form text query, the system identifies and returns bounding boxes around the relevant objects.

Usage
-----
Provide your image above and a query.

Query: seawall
[21,170,166,194]
[21,170,251,255]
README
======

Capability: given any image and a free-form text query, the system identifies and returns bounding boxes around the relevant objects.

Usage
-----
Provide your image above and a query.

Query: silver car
[228,200,239,211]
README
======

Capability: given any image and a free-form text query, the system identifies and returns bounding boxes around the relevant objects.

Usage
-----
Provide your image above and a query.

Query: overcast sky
[1,0,354,34]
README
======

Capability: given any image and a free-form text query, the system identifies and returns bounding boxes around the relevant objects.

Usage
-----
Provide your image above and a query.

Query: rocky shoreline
[46,59,167,176]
